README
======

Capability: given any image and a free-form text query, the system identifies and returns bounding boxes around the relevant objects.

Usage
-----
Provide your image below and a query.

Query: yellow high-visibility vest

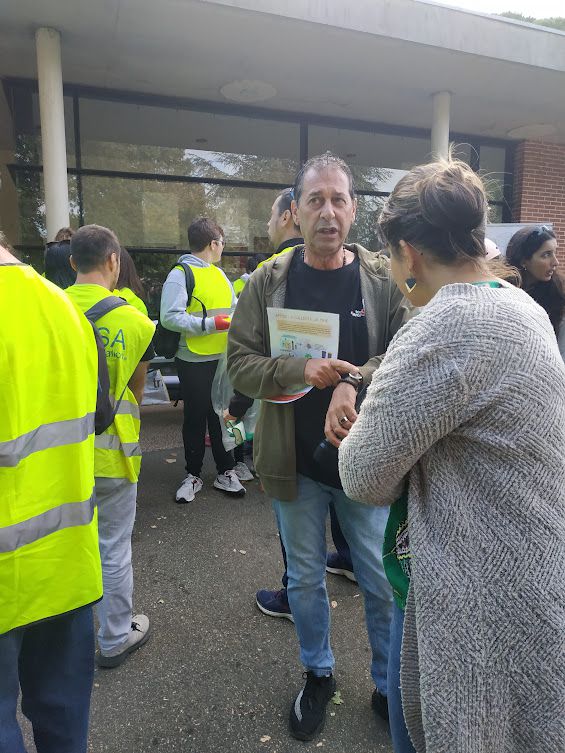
[66,284,155,483]
[185,265,234,356]
[0,266,102,635]
[114,287,149,317]
[257,243,301,270]
[233,276,247,297]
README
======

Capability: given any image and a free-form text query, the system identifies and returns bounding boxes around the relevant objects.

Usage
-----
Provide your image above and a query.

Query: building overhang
[0,0,564,148]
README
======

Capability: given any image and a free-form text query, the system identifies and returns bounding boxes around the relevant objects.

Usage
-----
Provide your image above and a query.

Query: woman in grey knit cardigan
[339,159,565,753]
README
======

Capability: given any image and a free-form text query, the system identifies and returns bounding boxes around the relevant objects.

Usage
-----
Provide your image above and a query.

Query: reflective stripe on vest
[185,264,233,356]
[0,495,95,553]
[0,413,95,468]
[0,266,102,635]
[65,285,153,483]
[113,397,140,420]
[95,434,142,457]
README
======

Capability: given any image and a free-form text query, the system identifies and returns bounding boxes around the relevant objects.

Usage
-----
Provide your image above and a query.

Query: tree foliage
[499,12,565,31]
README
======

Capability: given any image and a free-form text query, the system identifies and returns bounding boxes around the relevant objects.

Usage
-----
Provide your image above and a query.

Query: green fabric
[382,490,410,610]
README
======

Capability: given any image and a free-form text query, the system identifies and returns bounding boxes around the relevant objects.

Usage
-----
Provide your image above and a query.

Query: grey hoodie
[160,253,236,362]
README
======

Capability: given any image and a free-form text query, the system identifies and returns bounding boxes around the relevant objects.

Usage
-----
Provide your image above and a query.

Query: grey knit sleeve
[339,317,473,506]
[557,318,565,362]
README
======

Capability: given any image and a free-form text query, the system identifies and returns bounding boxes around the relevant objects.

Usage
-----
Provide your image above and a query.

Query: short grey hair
[293,152,355,204]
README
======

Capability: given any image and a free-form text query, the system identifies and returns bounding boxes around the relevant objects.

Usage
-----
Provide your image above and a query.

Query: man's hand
[324,381,358,448]
[304,358,359,390]
[213,315,231,331]
[223,409,237,423]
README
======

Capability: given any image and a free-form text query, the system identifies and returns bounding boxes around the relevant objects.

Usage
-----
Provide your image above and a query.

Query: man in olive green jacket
[227,154,409,742]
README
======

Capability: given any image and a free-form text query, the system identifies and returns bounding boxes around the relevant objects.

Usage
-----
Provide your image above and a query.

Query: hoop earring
[404,277,417,294]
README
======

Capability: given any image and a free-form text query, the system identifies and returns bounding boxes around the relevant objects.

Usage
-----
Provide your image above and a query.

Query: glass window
[13,171,80,248]
[127,251,180,319]
[79,99,299,183]
[488,204,503,224]
[82,174,280,262]
[308,126,432,192]
[451,142,472,165]
[8,86,75,167]
[480,146,507,202]
[348,195,386,251]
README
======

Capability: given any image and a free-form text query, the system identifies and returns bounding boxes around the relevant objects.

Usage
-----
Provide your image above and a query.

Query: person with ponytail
[339,158,565,753]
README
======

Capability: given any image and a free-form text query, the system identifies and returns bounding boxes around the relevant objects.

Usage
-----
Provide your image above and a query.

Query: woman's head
[506,225,558,285]
[44,240,76,289]
[116,247,145,300]
[378,158,489,305]
[506,225,563,331]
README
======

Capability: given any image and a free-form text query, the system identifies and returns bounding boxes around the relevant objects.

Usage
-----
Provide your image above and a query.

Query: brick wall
[513,141,565,262]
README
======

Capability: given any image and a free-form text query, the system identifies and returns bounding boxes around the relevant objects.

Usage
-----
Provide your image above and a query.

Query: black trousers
[176,358,234,476]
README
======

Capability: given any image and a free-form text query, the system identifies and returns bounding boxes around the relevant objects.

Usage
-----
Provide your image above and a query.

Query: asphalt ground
[23,404,393,753]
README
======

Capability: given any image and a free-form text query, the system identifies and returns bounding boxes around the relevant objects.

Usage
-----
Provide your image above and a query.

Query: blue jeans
[388,604,416,753]
[273,474,392,692]
[0,607,95,753]
[280,502,352,588]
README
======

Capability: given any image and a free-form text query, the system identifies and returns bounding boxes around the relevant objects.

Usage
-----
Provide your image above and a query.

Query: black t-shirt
[284,249,369,488]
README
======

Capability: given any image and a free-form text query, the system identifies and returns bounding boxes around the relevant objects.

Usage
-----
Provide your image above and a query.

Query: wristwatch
[339,372,363,391]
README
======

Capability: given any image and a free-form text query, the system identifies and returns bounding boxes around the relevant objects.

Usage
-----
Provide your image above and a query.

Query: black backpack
[84,296,129,435]
[154,261,196,359]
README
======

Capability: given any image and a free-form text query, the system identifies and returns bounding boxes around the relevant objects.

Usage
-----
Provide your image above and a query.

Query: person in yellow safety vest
[160,216,246,503]
[0,231,102,752]
[233,254,261,297]
[113,246,149,317]
[66,225,155,669]
[258,186,304,269]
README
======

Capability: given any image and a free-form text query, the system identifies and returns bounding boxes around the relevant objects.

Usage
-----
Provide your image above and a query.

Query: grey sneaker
[233,461,254,482]
[213,469,246,496]
[175,474,203,504]
[96,614,151,668]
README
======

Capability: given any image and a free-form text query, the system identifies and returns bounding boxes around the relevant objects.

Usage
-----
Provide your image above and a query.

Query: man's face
[292,166,356,258]
[267,197,284,249]
[211,237,225,263]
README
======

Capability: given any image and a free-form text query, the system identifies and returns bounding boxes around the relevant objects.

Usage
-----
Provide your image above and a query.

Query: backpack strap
[175,261,195,299]
[175,261,208,330]
[84,295,129,323]
[84,295,131,419]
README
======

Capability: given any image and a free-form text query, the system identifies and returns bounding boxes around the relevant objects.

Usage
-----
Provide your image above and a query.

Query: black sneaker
[289,672,336,741]
[371,688,389,721]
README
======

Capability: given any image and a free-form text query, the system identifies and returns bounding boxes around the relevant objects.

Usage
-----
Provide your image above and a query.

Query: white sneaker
[233,461,254,482]
[175,474,203,504]
[213,469,246,496]
[96,614,151,668]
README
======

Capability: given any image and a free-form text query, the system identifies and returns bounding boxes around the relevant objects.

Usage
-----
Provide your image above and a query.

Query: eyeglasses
[213,238,225,246]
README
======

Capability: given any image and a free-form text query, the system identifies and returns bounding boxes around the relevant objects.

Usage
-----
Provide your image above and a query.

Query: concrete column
[431,91,451,160]
[35,27,69,241]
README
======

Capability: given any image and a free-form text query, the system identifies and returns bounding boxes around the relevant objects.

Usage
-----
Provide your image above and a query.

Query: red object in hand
[214,315,231,331]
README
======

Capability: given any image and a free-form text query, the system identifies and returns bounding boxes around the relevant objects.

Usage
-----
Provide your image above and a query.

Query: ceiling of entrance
[1,0,564,147]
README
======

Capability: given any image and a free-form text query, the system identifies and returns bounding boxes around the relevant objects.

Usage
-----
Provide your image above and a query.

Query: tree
[499,12,565,32]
